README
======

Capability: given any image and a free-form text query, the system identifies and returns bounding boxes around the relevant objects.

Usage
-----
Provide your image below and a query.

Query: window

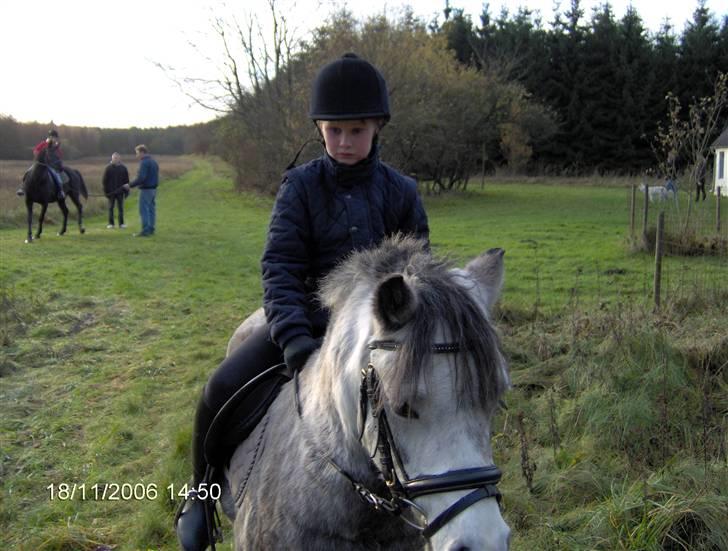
[720,151,725,179]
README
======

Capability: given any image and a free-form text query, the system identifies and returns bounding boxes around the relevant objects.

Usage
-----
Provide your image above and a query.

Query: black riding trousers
[203,325,284,411]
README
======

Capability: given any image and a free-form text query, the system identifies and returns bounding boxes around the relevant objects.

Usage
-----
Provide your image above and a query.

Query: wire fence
[628,184,727,309]
[513,185,727,318]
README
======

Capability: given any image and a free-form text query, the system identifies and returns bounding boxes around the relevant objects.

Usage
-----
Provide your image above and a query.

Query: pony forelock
[319,234,508,411]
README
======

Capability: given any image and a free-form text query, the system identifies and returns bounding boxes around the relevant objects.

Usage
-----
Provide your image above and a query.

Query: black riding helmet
[309,53,390,123]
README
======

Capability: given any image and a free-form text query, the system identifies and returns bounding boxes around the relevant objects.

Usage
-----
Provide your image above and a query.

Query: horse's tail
[77,171,88,199]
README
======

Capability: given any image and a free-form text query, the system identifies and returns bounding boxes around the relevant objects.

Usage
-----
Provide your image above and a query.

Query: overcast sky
[1,0,723,129]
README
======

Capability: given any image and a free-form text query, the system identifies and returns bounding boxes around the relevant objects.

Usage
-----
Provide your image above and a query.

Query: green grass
[1,160,268,550]
[429,183,726,314]
[1,159,726,550]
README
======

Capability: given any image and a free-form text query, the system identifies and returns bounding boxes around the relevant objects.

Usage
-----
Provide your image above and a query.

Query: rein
[320,340,503,539]
[86,188,127,198]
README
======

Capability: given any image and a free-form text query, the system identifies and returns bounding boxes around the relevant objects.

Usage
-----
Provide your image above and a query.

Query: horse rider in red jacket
[33,129,66,199]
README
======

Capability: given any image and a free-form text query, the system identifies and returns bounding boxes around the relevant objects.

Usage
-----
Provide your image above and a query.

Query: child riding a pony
[32,129,66,199]
[175,53,430,550]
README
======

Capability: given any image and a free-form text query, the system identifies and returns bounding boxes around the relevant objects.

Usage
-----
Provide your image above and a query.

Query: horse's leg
[57,200,69,236]
[37,203,48,239]
[70,193,85,234]
[25,199,34,243]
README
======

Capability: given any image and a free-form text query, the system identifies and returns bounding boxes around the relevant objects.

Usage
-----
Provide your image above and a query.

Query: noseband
[326,340,503,539]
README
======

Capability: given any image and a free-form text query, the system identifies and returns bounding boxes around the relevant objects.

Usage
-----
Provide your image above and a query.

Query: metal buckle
[396,497,428,531]
[354,483,399,513]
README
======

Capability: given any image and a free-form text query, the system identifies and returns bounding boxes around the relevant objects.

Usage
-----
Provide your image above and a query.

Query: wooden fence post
[717,187,722,233]
[642,184,649,247]
[654,211,665,310]
[630,184,636,235]
[481,142,486,190]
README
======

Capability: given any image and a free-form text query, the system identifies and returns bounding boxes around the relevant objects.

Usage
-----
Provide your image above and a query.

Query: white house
[712,126,728,196]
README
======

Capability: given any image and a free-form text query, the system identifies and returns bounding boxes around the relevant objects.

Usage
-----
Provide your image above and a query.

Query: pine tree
[581,3,622,170]
[679,1,722,105]
[440,8,477,65]
[614,6,654,170]
[537,0,588,170]
[653,21,680,111]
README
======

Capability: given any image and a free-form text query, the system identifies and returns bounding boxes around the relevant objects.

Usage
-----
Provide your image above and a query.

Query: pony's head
[319,235,510,550]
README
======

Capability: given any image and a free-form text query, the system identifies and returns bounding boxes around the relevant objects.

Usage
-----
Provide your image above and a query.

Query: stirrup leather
[174,465,223,550]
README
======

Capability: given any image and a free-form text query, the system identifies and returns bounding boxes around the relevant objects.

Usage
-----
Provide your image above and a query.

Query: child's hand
[284,336,320,371]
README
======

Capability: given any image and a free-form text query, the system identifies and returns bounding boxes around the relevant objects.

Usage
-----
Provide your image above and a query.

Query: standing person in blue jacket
[123,144,159,237]
[175,53,430,550]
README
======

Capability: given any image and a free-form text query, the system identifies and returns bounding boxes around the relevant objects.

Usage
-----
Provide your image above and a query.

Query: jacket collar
[323,144,379,188]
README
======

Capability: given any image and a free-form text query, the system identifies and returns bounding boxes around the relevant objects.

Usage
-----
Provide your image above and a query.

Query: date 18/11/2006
[46,482,222,501]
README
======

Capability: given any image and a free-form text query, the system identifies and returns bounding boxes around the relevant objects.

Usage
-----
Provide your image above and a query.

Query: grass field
[1,158,726,550]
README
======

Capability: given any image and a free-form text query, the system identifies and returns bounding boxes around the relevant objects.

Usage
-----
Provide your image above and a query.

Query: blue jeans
[48,167,64,196]
[139,188,157,235]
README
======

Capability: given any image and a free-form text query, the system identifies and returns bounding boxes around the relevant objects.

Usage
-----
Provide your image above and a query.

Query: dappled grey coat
[262,148,429,350]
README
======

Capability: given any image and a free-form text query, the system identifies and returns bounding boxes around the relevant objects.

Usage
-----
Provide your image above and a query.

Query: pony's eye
[394,402,419,419]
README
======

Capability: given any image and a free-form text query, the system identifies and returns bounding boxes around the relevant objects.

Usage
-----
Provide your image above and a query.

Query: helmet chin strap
[286,137,323,170]
[285,124,380,171]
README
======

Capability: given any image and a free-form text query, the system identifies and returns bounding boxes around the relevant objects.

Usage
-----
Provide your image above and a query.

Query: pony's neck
[297,348,374,478]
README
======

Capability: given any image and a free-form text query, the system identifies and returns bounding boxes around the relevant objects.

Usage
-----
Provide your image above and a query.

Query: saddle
[35,166,69,188]
[203,363,294,469]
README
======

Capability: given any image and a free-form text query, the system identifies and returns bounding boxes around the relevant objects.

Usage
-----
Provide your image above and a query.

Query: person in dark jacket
[694,154,707,202]
[175,53,430,551]
[33,129,65,199]
[123,144,159,236]
[102,153,130,228]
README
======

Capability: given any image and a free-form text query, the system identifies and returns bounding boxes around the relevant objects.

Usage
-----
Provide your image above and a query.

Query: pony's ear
[374,274,418,331]
[465,248,505,312]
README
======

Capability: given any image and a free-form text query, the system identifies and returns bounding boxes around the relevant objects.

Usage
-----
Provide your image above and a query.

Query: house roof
[712,126,728,149]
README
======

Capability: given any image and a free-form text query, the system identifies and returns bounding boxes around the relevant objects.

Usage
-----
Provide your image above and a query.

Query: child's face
[319,119,379,165]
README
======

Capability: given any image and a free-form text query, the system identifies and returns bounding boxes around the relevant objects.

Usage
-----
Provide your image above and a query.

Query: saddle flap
[204,363,292,467]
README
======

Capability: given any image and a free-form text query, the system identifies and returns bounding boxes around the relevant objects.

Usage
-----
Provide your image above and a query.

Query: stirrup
[174,466,223,550]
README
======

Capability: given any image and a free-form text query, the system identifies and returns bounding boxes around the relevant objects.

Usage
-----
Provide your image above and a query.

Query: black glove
[284,335,320,372]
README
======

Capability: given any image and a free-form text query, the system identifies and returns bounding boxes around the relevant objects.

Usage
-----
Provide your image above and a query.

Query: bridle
[326,340,503,539]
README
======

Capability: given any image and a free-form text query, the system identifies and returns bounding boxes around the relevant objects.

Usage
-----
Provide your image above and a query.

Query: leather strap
[368,341,460,354]
[403,466,502,498]
[422,485,500,539]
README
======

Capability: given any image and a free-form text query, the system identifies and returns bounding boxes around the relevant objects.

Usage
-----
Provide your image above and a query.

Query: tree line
[438,0,728,173]
[204,0,727,192]
[209,7,556,193]
[3,0,725,187]
[0,115,217,160]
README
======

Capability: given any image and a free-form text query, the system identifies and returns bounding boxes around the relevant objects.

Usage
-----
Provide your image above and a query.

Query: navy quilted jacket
[262,149,429,348]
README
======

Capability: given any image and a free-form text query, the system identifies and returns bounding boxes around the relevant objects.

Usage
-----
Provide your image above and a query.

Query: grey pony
[221,235,511,550]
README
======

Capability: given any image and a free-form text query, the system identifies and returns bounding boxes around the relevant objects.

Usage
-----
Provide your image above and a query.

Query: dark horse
[20,163,88,243]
